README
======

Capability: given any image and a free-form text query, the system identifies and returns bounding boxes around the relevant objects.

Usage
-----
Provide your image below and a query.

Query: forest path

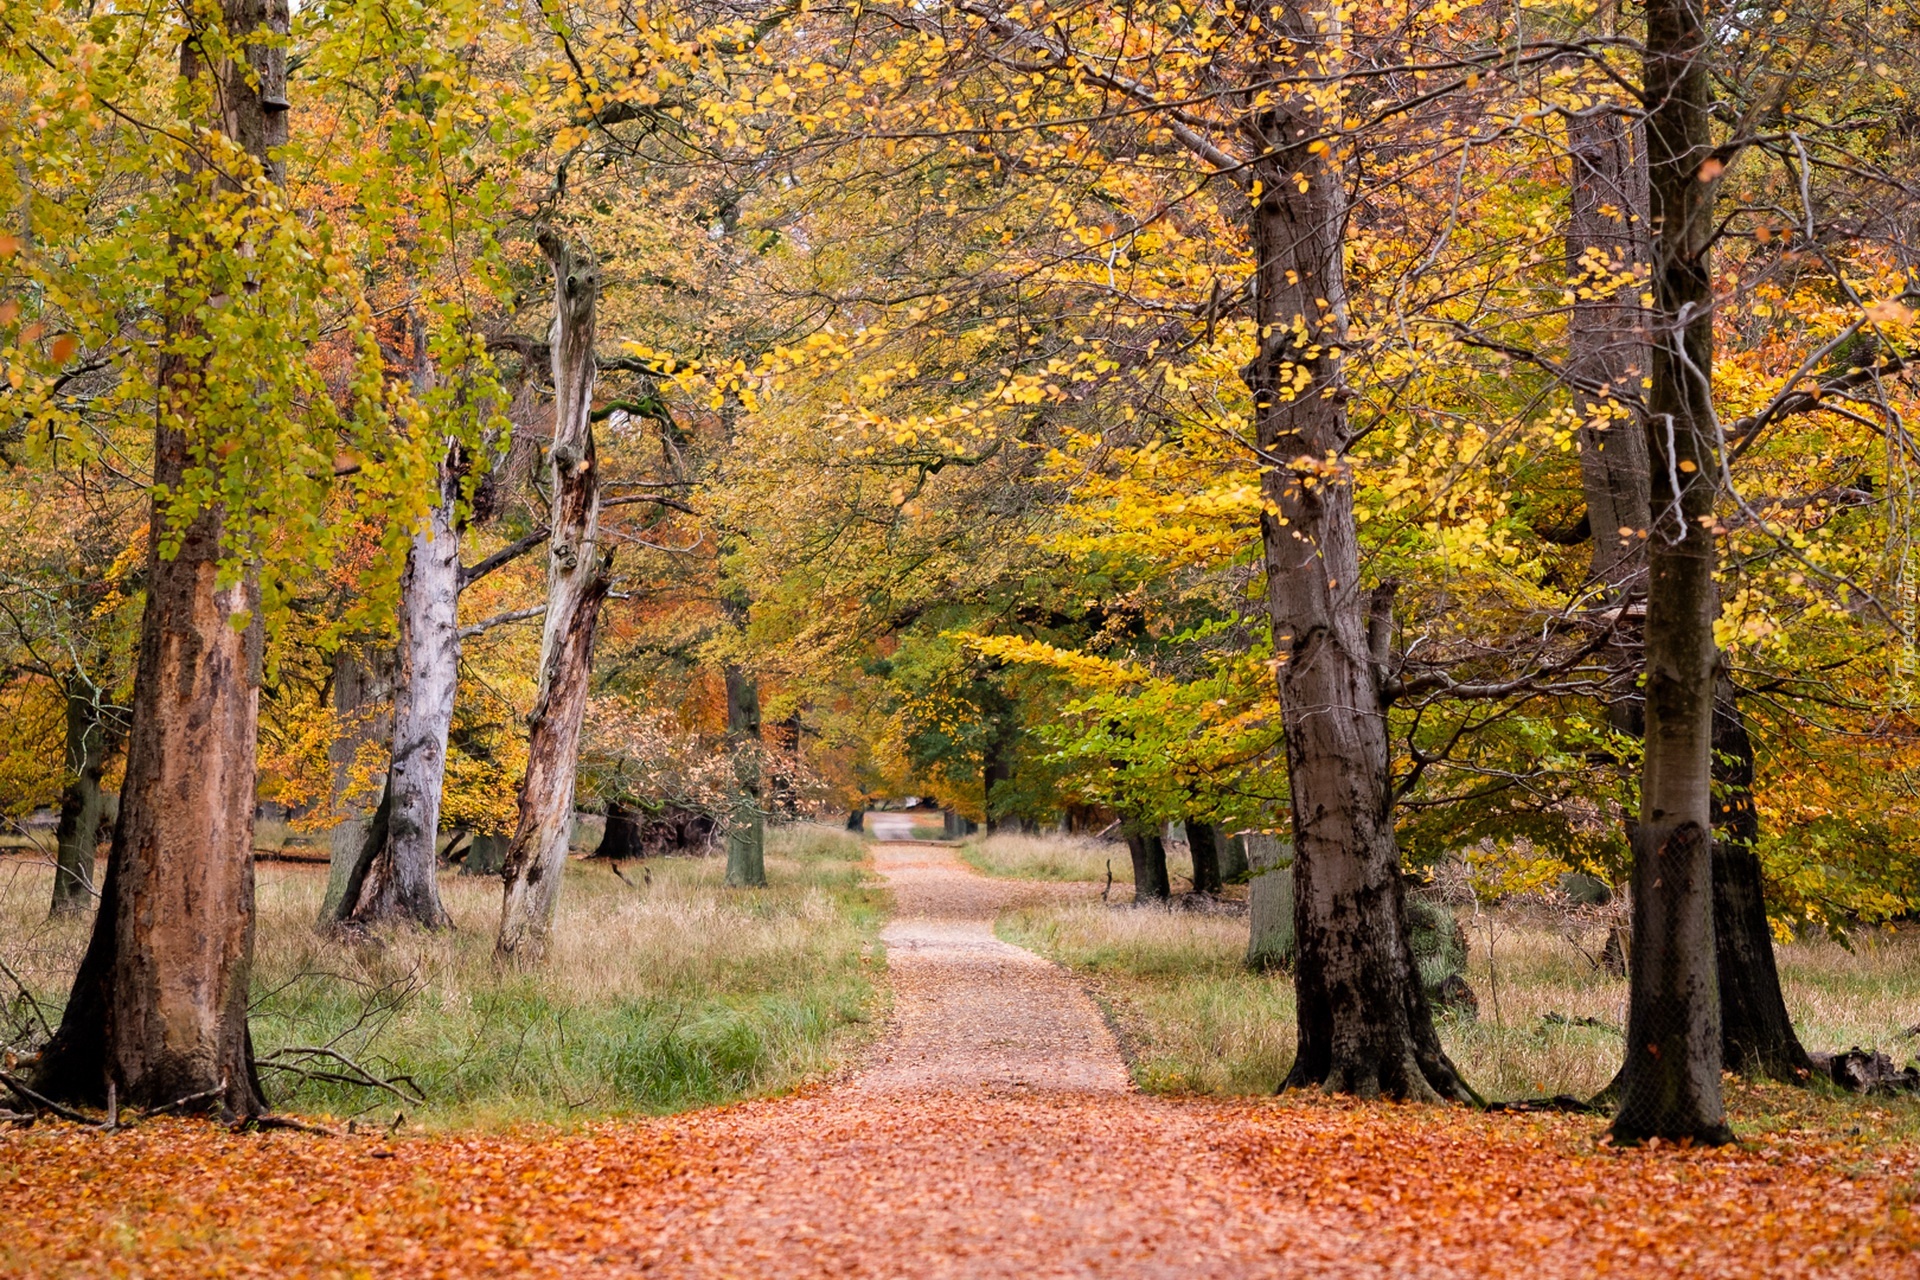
[856,836,1130,1094]
[6,836,1917,1277]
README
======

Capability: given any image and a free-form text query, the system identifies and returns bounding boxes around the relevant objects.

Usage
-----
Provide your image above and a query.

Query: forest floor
[5,835,1920,1276]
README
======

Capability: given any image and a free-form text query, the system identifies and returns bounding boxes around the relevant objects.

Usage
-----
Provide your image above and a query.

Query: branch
[460,527,550,591]
[0,1070,98,1125]
[602,493,697,515]
[458,605,547,640]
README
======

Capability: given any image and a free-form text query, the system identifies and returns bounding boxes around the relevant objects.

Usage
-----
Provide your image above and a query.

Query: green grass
[960,832,1132,883]
[997,893,1920,1141]
[0,823,883,1127]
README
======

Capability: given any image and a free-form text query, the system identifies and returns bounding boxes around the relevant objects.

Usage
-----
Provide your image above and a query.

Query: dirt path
[858,839,1129,1094]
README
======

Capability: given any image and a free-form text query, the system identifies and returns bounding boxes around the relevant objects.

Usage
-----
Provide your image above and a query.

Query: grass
[992,847,1920,1141]
[0,822,883,1127]
[959,831,1133,883]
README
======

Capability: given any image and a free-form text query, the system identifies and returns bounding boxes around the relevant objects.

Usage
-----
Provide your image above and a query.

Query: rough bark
[1712,676,1813,1079]
[318,641,393,920]
[334,444,461,931]
[1246,7,1470,1103]
[1125,830,1170,902]
[48,676,116,917]
[496,229,611,965]
[1566,110,1654,597]
[1246,834,1295,972]
[723,664,767,887]
[34,0,287,1116]
[1610,0,1732,1145]
[1187,821,1223,896]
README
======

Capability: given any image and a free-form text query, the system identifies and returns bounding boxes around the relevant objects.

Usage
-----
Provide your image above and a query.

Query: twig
[143,1084,224,1118]
[0,1070,97,1125]
[0,953,54,1040]
[232,1115,341,1137]
[257,1046,427,1105]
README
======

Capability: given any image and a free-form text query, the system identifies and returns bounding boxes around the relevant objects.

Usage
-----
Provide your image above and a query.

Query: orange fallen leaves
[2,1091,1915,1278]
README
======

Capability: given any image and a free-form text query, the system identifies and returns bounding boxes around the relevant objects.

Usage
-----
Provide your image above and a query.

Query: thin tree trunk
[34,0,288,1115]
[1712,676,1813,1079]
[48,676,115,917]
[1187,821,1223,896]
[496,229,611,965]
[1247,7,1470,1103]
[983,729,1013,833]
[1125,830,1170,902]
[335,441,461,930]
[723,664,767,887]
[1610,0,1732,1144]
[318,641,393,919]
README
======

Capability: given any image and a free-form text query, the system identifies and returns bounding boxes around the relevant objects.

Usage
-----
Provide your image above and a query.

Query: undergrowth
[959,832,1131,884]
[0,823,883,1127]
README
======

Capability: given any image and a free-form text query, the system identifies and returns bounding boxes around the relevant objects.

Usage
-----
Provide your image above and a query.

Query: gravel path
[857,839,1129,1094]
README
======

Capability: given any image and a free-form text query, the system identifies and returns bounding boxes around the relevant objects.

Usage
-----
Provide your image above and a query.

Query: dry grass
[0,823,883,1126]
[960,832,1133,884]
[1000,895,1920,1120]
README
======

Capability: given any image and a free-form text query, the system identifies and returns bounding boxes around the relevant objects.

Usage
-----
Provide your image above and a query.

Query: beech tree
[35,0,293,1116]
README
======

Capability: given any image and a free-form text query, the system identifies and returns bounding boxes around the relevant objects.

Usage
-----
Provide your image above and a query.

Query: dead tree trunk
[34,0,288,1116]
[48,675,116,917]
[1248,10,1471,1103]
[723,664,767,887]
[1610,0,1733,1144]
[496,229,610,965]
[333,437,462,931]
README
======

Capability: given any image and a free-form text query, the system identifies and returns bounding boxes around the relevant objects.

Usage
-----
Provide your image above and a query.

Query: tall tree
[1610,0,1734,1145]
[1247,8,1472,1102]
[34,0,291,1115]
[496,229,611,964]
[48,673,119,917]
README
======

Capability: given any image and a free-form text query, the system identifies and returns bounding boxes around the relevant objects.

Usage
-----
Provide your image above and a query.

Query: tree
[34,0,294,1116]
[1609,0,1734,1146]
[497,229,612,965]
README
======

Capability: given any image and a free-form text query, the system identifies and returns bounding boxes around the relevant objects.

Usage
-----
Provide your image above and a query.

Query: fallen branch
[0,1070,97,1125]
[256,1046,427,1106]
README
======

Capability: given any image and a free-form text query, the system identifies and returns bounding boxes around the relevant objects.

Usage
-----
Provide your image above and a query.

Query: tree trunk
[1246,8,1470,1103]
[846,807,866,833]
[1712,677,1813,1079]
[33,0,287,1116]
[596,801,646,861]
[723,663,767,887]
[318,641,393,919]
[334,443,461,931]
[1187,821,1223,895]
[1246,834,1295,971]
[1566,109,1654,598]
[1610,0,1732,1145]
[983,730,1013,833]
[48,676,115,917]
[1125,830,1170,902]
[496,229,611,965]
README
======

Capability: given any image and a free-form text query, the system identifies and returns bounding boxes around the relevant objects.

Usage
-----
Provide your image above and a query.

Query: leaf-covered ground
[4,1091,1917,1278]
